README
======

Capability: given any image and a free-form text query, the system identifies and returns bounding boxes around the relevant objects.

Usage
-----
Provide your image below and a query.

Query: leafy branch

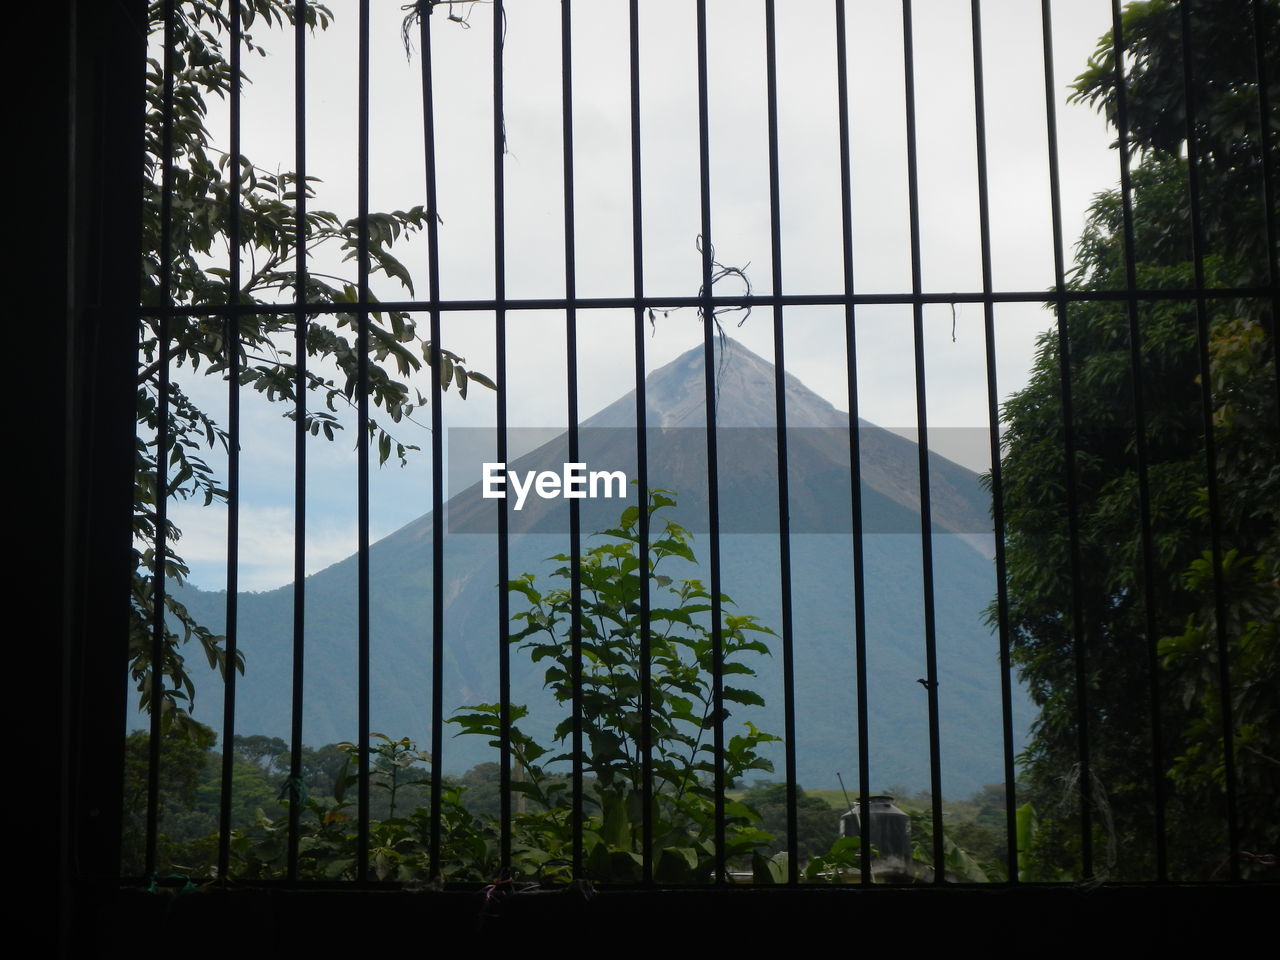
[135,0,492,728]
[451,491,780,882]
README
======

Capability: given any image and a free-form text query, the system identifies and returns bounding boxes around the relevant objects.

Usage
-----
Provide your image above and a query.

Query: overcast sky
[165,0,1124,592]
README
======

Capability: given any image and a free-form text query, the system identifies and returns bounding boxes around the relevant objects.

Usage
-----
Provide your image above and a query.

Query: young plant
[452,491,780,882]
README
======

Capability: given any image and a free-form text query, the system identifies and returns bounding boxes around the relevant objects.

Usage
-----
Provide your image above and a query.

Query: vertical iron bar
[560,0,585,879]
[419,2,447,882]
[286,0,309,883]
[216,0,244,882]
[834,0,872,887]
[1178,0,1241,880]
[1109,0,1167,880]
[1039,0,1093,879]
[145,0,176,880]
[900,0,945,880]
[356,0,372,884]
[763,0,799,885]
[491,0,513,876]
[1251,0,1280,409]
[628,0,654,886]
[695,0,727,883]
[969,0,1018,884]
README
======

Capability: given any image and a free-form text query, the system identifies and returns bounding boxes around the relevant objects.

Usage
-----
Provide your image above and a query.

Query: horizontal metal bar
[137,285,1278,318]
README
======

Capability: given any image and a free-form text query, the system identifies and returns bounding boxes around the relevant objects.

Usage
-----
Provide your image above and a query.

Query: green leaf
[724,686,766,707]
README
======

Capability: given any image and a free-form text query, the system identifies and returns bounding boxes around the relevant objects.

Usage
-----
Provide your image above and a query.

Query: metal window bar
[901,0,947,880]
[1039,0,1094,880]
[764,0,801,883]
[695,0,728,883]
[627,0,656,886]
[968,0,1019,886]
[215,0,244,883]
[833,0,874,887]
[1179,0,1240,881]
[1107,0,1168,881]
[149,286,1278,316]
[417,0,448,882]
[143,0,176,880]
[561,0,586,879]
[356,0,373,884]
[124,0,1279,892]
[488,0,515,876]
[287,0,309,883]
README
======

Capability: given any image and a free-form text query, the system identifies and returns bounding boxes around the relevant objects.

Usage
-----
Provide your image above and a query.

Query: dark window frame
[56,0,1278,948]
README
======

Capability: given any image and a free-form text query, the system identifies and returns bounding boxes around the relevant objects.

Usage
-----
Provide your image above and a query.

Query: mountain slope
[178,338,1028,796]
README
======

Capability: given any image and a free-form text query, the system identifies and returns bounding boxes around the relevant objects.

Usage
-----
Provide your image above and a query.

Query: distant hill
[179,338,1030,797]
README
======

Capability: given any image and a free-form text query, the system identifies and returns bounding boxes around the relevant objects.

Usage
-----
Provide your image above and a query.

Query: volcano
[180,338,1029,796]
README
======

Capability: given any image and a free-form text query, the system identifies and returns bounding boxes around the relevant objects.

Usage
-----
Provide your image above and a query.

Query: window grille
[63,0,1277,930]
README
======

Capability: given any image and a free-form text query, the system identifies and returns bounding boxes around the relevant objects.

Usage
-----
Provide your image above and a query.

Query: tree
[740,781,840,862]
[121,721,220,874]
[1071,0,1276,279]
[134,0,491,730]
[999,0,1277,880]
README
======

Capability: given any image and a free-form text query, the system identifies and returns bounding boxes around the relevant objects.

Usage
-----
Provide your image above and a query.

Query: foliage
[739,781,843,861]
[1070,0,1276,275]
[906,810,991,883]
[750,837,865,885]
[134,0,492,731]
[227,732,500,882]
[216,497,931,884]
[451,491,781,882]
[902,784,1011,880]
[145,498,793,884]
[998,0,1277,880]
[218,496,783,883]
[130,727,1018,885]
[1155,317,1280,873]
[337,733,432,820]
[121,721,219,875]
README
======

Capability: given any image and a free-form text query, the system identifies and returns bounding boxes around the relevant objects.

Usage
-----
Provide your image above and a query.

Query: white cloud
[168,502,360,593]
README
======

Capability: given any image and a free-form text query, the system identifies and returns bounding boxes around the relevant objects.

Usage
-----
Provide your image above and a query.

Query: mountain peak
[586,337,847,429]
